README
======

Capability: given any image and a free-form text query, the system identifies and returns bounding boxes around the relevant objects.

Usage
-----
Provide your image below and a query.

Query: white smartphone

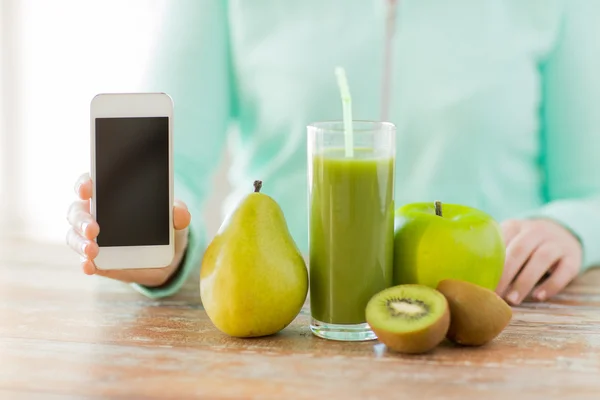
[90,93,174,270]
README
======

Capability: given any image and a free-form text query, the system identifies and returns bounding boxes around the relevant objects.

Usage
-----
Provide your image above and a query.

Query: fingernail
[81,242,88,256]
[535,290,547,301]
[81,222,89,236]
[507,291,519,304]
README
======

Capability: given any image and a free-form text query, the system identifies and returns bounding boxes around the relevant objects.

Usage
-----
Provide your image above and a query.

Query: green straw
[335,66,354,158]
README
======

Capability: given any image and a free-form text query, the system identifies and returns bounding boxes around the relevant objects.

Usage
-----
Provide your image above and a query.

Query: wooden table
[1,239,599,399]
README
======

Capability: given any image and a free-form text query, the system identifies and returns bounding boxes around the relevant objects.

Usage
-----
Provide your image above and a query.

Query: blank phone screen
[95,117,169,247]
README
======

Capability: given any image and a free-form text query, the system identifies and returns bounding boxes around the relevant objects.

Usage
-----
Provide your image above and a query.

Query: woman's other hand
[496,219,582,305]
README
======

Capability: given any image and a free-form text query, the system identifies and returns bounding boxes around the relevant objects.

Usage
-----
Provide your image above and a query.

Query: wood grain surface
[1,239,599,399]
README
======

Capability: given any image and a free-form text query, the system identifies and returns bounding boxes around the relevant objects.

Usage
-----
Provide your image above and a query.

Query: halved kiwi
[436,279,512,346]
[366,284,450,354]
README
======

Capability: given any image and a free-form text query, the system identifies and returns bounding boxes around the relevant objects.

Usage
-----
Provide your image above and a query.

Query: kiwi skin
[367,285,450,354]
[436,279,512,346]
[372,313,450,354]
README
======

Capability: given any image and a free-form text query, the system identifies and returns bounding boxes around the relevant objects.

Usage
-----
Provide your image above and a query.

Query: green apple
[393,201,505,291]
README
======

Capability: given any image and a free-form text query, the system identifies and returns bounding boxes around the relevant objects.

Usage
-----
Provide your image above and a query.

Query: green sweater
[133,0,600,298]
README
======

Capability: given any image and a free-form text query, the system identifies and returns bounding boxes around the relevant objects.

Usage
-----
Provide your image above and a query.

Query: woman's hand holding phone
[66,172,191,287]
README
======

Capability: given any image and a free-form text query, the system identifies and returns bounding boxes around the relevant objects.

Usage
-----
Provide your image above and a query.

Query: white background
[0,0,229,245]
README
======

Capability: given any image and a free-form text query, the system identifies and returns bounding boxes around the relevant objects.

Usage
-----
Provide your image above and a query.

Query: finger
[67,199,89,222]
[532,258,578,302]
[504,243,563,305]
[501,219,522,247]
[75,173,92,200]
[66,228,99,259]
[81,258,97,275]
[173,200,191,231]
[80,259,135,280]
[66,200,99,240]
[496,229,545,295]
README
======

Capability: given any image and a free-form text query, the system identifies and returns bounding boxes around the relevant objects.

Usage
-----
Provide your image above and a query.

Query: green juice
[309,148,395,325]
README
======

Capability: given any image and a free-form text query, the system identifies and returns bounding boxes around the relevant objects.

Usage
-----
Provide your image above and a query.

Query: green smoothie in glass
[307,121,396,341]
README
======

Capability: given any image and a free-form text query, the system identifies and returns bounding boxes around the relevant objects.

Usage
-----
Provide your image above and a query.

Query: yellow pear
[200,180,308,337]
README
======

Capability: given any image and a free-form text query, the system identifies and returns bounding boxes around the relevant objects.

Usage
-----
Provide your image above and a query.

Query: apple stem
[254,180,263,193]
[435,200,442,217]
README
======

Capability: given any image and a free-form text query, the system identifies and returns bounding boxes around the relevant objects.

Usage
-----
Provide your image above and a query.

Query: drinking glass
[307,120,396,341]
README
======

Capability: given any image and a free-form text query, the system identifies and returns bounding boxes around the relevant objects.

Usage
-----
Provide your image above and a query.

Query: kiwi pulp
[436,279,512,346]
[366,284,450,354]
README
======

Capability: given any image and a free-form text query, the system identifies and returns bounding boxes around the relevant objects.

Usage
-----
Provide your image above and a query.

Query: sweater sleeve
[131,0,235,298]
[521,0,600,273]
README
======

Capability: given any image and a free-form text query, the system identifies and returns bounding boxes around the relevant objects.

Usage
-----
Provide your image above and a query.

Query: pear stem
[435,200,442,217]
[254,180,263,193]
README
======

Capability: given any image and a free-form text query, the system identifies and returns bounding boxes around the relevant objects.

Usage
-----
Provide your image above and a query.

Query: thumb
[173,199,191,230]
